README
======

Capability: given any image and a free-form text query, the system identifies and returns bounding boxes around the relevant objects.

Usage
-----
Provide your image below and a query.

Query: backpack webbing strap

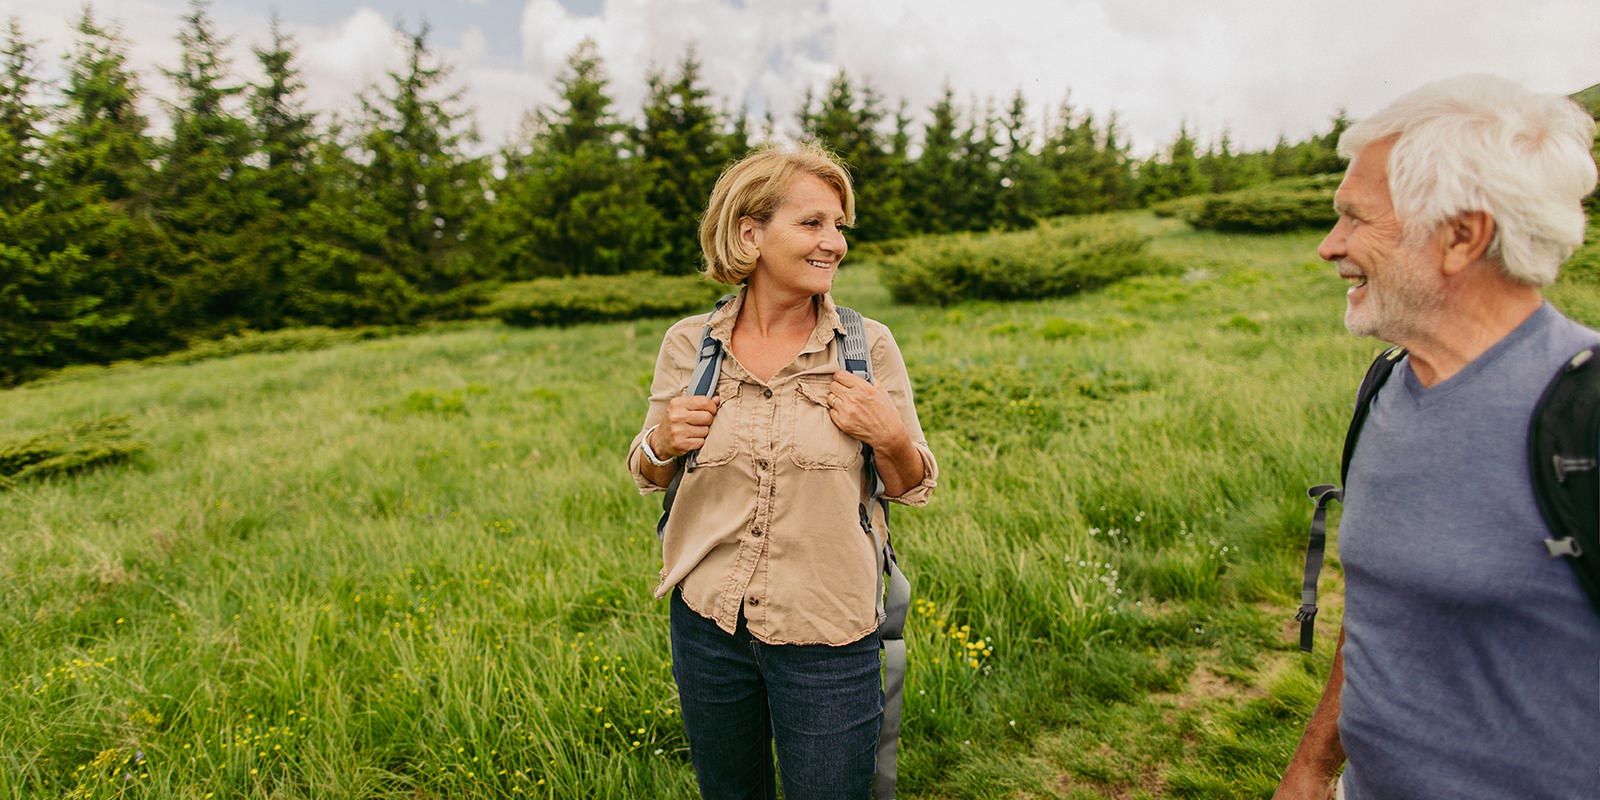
[836,306,909,800]
[1298,345,1404,652]
[1298,484,1343,653]
[657,294,736,539]
[876,557,910,800]
[1527,345,1600,617]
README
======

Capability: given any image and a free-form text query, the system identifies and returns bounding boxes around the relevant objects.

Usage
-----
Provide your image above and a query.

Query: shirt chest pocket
[791,379,862,470]
[694,381,742,468]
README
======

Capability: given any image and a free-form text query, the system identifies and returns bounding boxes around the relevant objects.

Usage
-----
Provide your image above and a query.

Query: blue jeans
[669,589,883,800]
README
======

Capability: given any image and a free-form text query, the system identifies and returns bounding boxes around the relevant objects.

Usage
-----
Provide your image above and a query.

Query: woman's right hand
[654,395,723,459]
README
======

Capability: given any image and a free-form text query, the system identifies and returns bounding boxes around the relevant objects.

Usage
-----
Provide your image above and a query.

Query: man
[1275,75,1600,800]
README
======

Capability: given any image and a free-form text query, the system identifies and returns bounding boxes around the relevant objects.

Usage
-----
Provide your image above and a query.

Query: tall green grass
[5,212,1597,798]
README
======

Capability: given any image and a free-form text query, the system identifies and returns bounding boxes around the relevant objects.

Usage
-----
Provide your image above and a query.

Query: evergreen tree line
[0,5,1349,384]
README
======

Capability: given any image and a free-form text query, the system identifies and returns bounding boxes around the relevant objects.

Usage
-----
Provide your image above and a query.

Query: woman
[627,143,938,799]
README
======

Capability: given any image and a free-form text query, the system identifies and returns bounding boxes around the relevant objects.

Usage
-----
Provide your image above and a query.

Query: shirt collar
[706,287,844,349]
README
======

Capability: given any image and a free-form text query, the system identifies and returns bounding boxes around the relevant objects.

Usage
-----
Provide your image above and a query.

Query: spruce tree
[158,0,262,335]
[0,17,42,213]
[1040,97,1098,215]
[359,23,484,295]
[993,89,1043,230]
[300,22,484,324]
[908,85,963,233]
[953,101,1002,230]
[637,50,732,273]
[489,38,666,277]
[247,15,318,327]
[801,71,905,241]
[0,10,175,379]
[1139,123,1208,204]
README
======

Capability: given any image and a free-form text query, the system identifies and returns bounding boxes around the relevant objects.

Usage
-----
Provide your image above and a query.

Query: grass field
[5,212,1599,799]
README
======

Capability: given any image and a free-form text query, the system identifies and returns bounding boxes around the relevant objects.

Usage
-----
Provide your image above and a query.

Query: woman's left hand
[827,370,910,451]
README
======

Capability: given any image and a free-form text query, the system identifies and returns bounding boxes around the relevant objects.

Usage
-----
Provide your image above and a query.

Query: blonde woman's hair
[699,142,856,285]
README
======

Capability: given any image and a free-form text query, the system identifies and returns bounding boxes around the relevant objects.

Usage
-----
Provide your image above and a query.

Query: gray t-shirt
[1339,303,1600,800]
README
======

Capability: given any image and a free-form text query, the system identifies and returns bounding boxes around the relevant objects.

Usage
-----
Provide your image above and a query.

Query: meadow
[6,212,1599,799]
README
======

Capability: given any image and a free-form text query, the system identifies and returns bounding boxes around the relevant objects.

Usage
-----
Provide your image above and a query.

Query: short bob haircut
[700,142,857,285]
[1338,74,1598,287]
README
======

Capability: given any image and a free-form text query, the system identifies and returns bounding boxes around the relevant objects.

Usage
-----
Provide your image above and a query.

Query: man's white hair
[1339,74,1597,287]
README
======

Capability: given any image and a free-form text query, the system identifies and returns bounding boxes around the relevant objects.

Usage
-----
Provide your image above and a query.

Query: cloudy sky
[5,0,1599,156]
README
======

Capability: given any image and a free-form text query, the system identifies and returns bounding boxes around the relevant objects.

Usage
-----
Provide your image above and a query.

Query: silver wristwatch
[640,424,676,466]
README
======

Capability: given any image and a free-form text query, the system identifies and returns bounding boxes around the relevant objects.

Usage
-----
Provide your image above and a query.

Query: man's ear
[1441,211,1495,276]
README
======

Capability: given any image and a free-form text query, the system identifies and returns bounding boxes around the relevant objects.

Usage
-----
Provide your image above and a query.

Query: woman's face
[742,173,849,298]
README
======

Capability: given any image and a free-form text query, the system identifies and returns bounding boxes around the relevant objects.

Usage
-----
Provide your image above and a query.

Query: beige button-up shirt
[628,290,938,645]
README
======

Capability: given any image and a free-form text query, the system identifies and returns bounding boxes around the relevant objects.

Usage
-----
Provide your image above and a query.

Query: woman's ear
[738,216,762,254]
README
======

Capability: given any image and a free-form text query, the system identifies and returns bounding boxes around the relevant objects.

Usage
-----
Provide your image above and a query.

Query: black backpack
[1296,344,1600,652]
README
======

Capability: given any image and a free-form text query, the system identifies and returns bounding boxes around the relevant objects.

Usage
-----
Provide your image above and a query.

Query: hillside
[5,213,1600,798]
[1573,81,1600,116]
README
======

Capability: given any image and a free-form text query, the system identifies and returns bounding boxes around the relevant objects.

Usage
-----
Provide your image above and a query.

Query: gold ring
[828,393,839,408]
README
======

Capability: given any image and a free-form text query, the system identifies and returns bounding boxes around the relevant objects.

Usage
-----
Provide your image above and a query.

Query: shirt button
[762,388,773,399]
[756,458,769,469]
[748,597,760,606]
[751,526,763,537]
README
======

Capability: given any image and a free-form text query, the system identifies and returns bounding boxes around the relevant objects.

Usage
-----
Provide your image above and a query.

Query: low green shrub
[878,217,1172,305]
[1149,194,1208,220]
[486,273,724,327]
[0,414,145,489]
[151,326,406,366]
[1187,183,1338,234]
[1559,222,1600,284]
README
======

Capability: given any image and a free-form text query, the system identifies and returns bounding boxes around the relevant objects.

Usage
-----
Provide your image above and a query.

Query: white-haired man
[1275,75,1600,800]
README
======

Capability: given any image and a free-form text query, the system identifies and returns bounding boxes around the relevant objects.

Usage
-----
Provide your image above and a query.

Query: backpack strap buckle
[1544,536,1584,558]
[1551,454,1597,482]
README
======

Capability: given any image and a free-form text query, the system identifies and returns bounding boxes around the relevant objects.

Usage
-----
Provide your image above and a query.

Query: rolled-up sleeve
[869,323,938,506]
[627,319,701,494]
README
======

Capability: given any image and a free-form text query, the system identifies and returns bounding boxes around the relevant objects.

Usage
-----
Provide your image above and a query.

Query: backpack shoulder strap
[834,304,911,800]
[1527,344,1600,617]
[1297,344,1405,652]
[656,294,736,539]
[1340,344,1406,485]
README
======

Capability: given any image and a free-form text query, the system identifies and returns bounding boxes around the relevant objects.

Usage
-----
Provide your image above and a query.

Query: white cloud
[8,0,1599,158]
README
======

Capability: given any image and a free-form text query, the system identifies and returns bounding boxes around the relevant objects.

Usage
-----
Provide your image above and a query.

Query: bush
[1149,194,1208,220]
[0,414,146,490]
[1559,222,1600,284]
[1187,184,1338,234]
[486,273,725,327]
[878,217,1172,306]
[150,326,407,366]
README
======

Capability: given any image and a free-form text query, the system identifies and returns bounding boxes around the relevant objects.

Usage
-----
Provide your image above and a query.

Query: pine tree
[157,0,262,335]
[800,71,905,241]
[489,38,666,277]
[953,100,1002,230]
[871,98,914,240]
[907,85,963,234]
[637,50,732,273]
[247,14,318,327]
[993,89,1043,230]
[0,17,42,213]
[1090,114,1137,211]
[0,17,54,382]
[1139,123,1208,204]
[14,10,173,374]
[298,22,485,324]
[1040,97,1097,215]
